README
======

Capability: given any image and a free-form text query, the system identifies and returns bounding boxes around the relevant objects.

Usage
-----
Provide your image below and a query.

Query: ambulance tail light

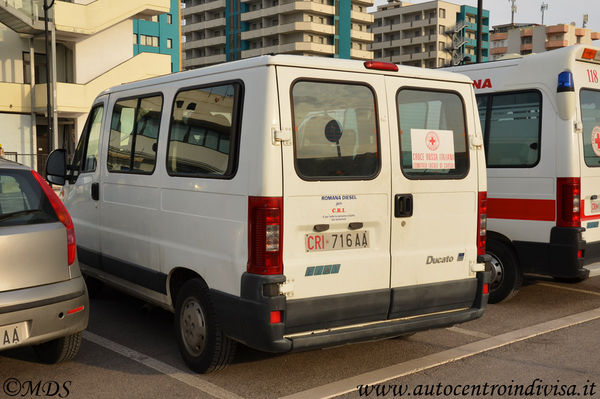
[557,178,581,228]
[248,196,283,275]
[477,191,487,256]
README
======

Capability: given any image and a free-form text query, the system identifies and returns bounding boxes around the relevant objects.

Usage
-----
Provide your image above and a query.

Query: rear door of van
[276,67,392,333]
[385,78,481,316]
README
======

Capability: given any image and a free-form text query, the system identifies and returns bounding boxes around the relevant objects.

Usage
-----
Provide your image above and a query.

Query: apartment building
[0,0,174,171]
[369,0,489,68]
[181,0,373,69]
[490,23,600,60]
[134,0,181,72]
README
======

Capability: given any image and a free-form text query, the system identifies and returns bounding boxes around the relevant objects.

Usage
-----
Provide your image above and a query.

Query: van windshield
[580,89,600,167]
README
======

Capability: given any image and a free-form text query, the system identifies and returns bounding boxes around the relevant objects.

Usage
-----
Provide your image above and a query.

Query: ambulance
[45,55,489,373]
[449,45,600,303]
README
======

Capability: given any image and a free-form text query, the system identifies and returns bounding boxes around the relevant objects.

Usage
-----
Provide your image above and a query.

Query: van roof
[101,54,472,95]
[449,44,600,74]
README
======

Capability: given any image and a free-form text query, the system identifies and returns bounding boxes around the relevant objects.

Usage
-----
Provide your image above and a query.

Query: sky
[372,0,600,33]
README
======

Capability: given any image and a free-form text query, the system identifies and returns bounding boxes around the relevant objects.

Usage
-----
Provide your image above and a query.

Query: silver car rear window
[0,170,58,227]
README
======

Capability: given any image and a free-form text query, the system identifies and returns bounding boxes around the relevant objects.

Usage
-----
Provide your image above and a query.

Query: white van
[449,45,600,303]
[46,55,489,373]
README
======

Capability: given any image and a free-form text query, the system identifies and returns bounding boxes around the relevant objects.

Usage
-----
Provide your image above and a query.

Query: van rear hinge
[272,127,292,146]
[574,120,583,133]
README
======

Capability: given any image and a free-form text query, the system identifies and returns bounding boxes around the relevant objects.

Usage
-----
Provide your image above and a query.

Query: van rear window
[580,89,600,167]
[397,89,468,179]
[291,81,380,180]
[167,83,242,178]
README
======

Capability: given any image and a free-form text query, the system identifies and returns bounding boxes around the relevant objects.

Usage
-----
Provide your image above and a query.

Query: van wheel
[486,240,522,303]
[174,279,236,373]
[33,332,82,363]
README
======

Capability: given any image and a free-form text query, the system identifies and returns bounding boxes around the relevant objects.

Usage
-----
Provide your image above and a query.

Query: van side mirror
[46,149,67,186]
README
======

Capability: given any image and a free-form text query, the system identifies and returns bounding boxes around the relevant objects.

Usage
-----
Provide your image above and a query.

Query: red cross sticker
[593,126,600,157]
[425,131,440,151]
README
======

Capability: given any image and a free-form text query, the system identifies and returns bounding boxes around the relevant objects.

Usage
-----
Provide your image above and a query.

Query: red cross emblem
[425,131,440,151]
[593,126,600,157]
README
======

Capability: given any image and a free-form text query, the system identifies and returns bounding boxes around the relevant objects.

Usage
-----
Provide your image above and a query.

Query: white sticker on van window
[592,126,600,157]
[410,129,455,169]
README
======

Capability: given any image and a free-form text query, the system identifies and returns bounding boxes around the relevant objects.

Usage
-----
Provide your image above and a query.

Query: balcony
[546,24,568,34]
[350,48,372,60]
[575,28,585,37]
[241,21,333,40]
[490,47,507,55]
[520,43,533,51]
[546,40,568,50]
[183,53,226,68]
[184,35,226,49]
[184,17,226,32]
[592,32,600,40]
[241,41,334,58]
[0,52,169,115]
[520,28,533,37]
[491,32,508,41]
[54,0,169,37]
[350,10,372,24]
[0,0,45,34]
[241,2,333,21]
[183,0,226,15]
[351,29,372,42]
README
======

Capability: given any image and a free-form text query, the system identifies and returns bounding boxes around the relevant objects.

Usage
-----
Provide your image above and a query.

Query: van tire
[33,332,82,363]
[174,279,236,373]
[486,240,522,303]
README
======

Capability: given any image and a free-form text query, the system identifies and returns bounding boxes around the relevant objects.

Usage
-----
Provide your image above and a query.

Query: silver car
[0,158,88,363]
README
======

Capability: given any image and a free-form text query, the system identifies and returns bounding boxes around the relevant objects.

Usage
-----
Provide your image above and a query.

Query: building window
[439,25,445,34]
[133,34,138,44]
[438,41,445,51]
[167,39,173,49]
[439,8,446,18]
[151,15,158,22]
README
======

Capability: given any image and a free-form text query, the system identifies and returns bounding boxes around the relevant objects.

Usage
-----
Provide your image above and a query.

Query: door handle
[394,194,413,218]
[91,182,99,201]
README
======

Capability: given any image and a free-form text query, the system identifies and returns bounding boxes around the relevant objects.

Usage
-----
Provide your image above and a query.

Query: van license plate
[1,321,28,349]
[305,231,369,252]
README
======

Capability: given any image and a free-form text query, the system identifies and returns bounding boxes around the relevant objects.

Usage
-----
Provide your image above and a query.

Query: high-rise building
[369,0,489,68]
[490,23,600,61]
[181,0,373,70]
[0,0,174,171]
[134,0,181,72]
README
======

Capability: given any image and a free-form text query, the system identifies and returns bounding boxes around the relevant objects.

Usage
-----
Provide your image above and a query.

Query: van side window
[107,95,163,174]
[167,83,242,177]
[580,89,600,167]
[476,91,542,168]
[291,81,380,180]
[70,104,104,179]
[397,89,468,179]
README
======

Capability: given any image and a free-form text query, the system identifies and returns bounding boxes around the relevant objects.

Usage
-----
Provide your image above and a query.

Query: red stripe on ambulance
[488,198,555,221]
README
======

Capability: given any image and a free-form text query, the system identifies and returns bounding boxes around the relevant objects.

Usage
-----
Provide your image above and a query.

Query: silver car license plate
[1,321,29,349]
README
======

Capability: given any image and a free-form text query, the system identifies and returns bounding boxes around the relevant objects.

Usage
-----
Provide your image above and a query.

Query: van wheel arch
[485,232,523,303]
[168,268,204,306]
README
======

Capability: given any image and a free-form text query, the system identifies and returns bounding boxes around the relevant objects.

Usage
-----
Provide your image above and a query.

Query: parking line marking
[537,282,600,297]
[446,326,492,339]
[82,331,243,399]
[586,263,600,277]
[279,307,600,399]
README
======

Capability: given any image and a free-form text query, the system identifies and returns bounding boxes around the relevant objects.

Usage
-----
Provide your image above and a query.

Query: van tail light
[31,171,76,265]
[247,196,283,275]
[557,178,581,228]
[477,192,487,256]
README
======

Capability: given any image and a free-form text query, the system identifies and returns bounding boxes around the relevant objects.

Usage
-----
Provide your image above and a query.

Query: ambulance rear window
[397,89,468,179]
[580,89,600,167]
[291,81,380,180]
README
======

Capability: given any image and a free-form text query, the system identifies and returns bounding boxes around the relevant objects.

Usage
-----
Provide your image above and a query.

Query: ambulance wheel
[174,279,236,373]
[486,240,522,303]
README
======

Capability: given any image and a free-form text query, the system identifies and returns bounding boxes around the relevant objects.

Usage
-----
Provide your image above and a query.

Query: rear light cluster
[247,196,283,275]
[557,177,581,228]
[31,171,77,266]
[364,61,399,72]
[477,192,487,256]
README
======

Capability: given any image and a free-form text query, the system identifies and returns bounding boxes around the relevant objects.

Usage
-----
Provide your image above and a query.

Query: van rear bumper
[211,271,489,353]
[513,227,591,279]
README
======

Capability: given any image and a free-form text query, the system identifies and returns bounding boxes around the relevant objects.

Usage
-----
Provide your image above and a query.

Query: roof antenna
[541,2,548,25]
[509,0,517,25]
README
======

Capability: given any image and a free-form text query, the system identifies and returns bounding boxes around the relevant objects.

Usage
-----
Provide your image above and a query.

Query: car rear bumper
[212,271,489,353]
[0,277,89,351]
